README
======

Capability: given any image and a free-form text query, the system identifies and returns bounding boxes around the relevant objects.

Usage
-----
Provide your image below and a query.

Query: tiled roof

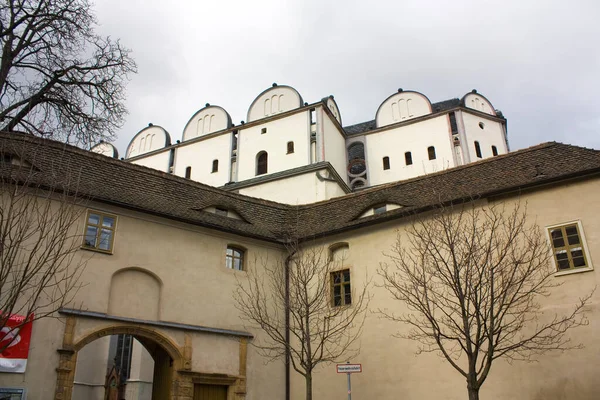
[1,132,599,243]
[343,98,463,135]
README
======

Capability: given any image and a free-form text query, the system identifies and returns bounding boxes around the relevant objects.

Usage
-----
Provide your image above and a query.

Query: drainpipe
[284,247,294,400]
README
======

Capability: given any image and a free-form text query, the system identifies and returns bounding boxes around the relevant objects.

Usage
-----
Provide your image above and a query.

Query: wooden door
[194,384,228,400]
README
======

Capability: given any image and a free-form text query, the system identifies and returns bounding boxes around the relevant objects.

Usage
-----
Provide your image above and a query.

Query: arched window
[474,141,482,158]
[382,156,390,170]
[329,243,349,263]
[405,151,413,166]
[212,159,219,173]
[428,146,436,160]
[491,145,498,156]
[287,141,294,154]
[256,151,268,175]
[226,246,245,271]
[185,166,192,179]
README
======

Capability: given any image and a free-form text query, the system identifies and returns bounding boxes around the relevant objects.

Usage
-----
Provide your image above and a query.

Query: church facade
[0,85,598,400]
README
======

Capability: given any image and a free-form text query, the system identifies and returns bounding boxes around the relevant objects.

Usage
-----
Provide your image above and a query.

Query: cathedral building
[0,84,598,400]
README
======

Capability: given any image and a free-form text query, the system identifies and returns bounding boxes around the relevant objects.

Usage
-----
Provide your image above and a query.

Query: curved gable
[323,96,342,125]
[182,104,232,141]
[90,142,119,158]
[126,125,171,159]
[376,90,432,128]
[247,84,303,122]
[461,91,496,116]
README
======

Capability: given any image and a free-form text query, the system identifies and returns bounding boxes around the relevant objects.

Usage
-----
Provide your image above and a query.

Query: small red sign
[0,313,34,373]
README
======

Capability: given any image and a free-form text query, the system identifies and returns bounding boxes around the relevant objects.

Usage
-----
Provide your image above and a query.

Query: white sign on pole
[336,363,362,373]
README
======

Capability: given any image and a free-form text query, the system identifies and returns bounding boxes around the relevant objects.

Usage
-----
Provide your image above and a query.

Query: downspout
[284,246,296,400]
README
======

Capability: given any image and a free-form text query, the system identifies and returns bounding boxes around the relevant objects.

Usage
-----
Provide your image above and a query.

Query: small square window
[547,221,592,273]
[82,210,117,253]
[261,128,267,134]
[331,269,351,306]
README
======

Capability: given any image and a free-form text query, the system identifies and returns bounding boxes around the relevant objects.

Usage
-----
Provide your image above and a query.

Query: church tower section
[173,104,234,187]
[126,125,173,172]
[236,84,310,182]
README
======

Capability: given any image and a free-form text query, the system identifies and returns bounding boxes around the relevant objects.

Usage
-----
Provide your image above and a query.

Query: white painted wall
[126,126,170,158]
[237,169,347,204]
[173,133,231,186]
[90,142,118,158]
[247,86,302,122]
[182,106,231,141]
[321,108,348,183]
[365,115,455,186]
[326,97,342,124]
[237,111,310,182]
[463,93,496,115]
[376,91,431,128]
[130,149,171,172]
[462,112,508,161]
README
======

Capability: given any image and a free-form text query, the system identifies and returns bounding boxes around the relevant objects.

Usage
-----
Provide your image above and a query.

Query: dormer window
[358,203,402,218]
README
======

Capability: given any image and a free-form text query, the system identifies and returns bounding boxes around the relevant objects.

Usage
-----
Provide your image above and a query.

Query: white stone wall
[130,150,171,173]
[173,133,232,186]
[237,169,347,204]
[247,86,302,122]
[376,91,432,128]
[462,111,508,161]
[236,111,310,182]
[182,106,231,141]
[365,115,455,186]
[320,107,348,183]
[463,93,496,115]
[126,126,170,158]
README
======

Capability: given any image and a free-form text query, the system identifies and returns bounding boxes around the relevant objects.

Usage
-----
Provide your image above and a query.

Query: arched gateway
[54,309,250,400]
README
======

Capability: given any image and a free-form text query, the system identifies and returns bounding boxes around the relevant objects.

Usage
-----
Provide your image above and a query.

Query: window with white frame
[547,221,592,272]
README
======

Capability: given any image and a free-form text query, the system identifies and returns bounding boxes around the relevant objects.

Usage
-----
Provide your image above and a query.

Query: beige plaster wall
[289,177,600,400]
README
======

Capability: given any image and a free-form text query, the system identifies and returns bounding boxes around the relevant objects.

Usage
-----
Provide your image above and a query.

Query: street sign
[336,363,362,373]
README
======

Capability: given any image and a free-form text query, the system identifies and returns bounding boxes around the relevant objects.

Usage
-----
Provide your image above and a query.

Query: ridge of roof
[1,132,599,243]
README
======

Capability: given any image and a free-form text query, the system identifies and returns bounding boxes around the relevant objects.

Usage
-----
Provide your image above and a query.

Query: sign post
[336,362,362,400]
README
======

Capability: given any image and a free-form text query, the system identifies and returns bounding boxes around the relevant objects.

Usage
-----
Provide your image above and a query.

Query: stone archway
[54,317,193,400]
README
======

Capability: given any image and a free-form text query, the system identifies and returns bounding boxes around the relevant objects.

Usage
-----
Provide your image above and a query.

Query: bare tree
[378,201,591,400]
[234,240,370,400]
[0,0,136,146]
[0,140,88,354]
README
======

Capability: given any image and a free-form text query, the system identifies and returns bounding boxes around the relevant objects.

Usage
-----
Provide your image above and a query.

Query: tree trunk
[305,373,313,400]
[468,386,479,400]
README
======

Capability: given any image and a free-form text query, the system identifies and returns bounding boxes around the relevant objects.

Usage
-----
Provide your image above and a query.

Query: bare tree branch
[378,201,591,400]
[0,0,136,146]
[235,241,370,400]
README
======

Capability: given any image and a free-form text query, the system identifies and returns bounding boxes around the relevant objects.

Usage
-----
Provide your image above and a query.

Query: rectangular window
[287,141,294,154]
[428,146,436,160]
[474,141,482,158]
[547,222,591,272]
[83,211,117,253]
[115,334,133,380]
[382,156,390,170]
[405,151,413,166]
[331,269,351,306]
[0,388,25,399]
[449,112,458,134]
[491,145,498,156]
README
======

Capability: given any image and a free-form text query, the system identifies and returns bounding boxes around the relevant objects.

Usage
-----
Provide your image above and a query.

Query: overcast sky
[95,0,600,156]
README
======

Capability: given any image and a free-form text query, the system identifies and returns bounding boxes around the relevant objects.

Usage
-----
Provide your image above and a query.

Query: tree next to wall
[234,239,370,400]
[378,201,592,400]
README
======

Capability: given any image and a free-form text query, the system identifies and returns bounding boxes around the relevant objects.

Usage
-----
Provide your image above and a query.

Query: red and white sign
[0,313,33,373]
[336,363,362,373]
